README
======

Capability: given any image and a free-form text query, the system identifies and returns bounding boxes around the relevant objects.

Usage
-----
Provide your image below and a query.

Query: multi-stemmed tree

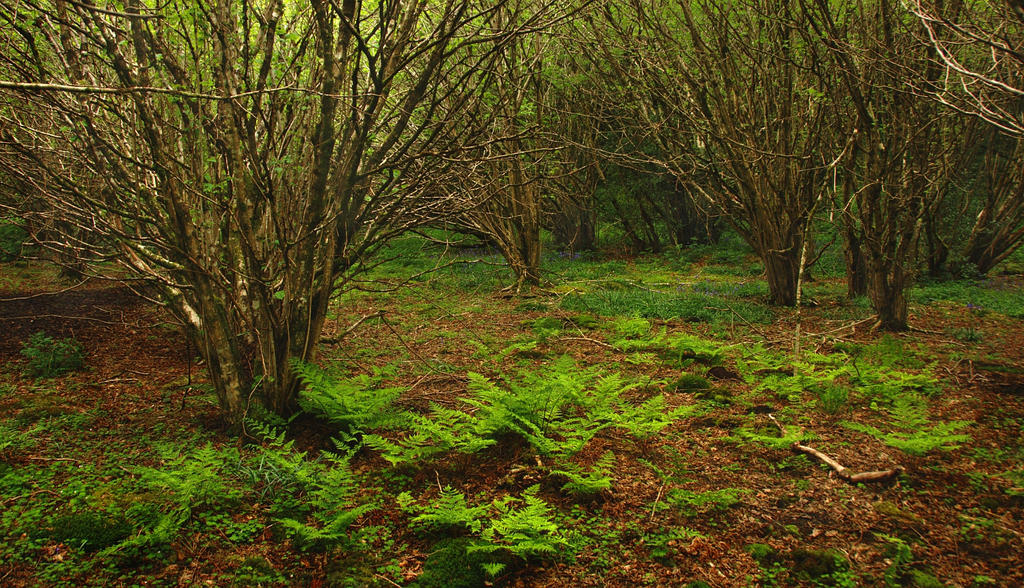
[0,0,557,424]
[586,0,843,306]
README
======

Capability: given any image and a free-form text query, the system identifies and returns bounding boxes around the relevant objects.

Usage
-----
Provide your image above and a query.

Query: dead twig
[2,488,59,506]
[320,311,385,344]
[768,414,904,484]
[559,336,618,350]
[650,483,665,521]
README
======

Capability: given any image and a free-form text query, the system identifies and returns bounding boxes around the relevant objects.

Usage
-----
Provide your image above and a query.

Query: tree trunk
[844,222,868,298]
[513,182,543,287]
[551,198,596,253]
[866,257,909,331]
[764,249,801,307]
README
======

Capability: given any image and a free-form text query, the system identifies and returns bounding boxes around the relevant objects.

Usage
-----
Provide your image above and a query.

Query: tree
[906,0,1024,136]
[810,0,959,330]
[585,0,843,306]
[445,16,549,290]
[0,0,555,424]
[906,0,1024,276]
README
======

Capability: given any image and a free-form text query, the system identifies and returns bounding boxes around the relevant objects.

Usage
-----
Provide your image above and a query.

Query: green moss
[790,548,849,580]
[42,511,133,553]
[671,374,712,393]
[411,538,514,588]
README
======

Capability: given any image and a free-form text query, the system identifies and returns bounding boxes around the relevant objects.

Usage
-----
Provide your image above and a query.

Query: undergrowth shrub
[842,394,971,455]
[365,357,695,466]
[667,487,748,516]
[293,360,407,444]
[549,451,616,496]
[0,217,28,261]
[41,510,133,553]
[276,452,377,551]
[730,419,813,451]
[412,537,513,588]
[0,420,41,459]
[736,344,941,406]
[401,484,572,578]
[137,442,244,515]
[20,331,85,378]
[244,421,377,551]
[560,288,772,323]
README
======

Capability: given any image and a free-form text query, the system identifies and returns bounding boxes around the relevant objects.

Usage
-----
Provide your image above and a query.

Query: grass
[910,279,1024,318]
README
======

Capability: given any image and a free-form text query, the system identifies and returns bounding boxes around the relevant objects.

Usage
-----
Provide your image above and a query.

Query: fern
[292,359,407,441]
[239,420,318,504]
[365,358,694,465]
[549,451,616,496]
[842,394,971,455]
[275,453,376,551]
[136,442,244,514]
[399,486,488,533]
[364,404,495,465]
[611,316,653,338]
[471,485,571,560]
[669,487,748,516]
[730,422,814,450]
[609,395,696,440]
[661,333,725,365]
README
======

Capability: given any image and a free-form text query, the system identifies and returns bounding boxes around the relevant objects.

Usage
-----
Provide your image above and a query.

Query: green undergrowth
[911,280,1024,318]
[355,355,696,466]
[3,234,1022,585]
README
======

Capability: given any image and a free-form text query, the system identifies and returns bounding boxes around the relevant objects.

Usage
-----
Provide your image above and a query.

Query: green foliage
[276,453,376,551]
[0,217,28,261]
[411,538,510,587]
[399,486,488,533]
[549,451,616,496]
[238,420,317,511]
[644,527,704,561]
[997,468,1024,497]
[232,556,285,587]
[0,420,41,458]
[668,487,748,516]
[662,333,726,365]
[560,288,773,323]
[815,382,850,415]
[670,373,711,393]
[876,533,914,588]
[609,323,726,370]
[730,420,813,451]
[41,510,133,553]
[138,442,243,514]
[611,316,652,338]
[842,394,971,455]
[402,485,570,578]
[367,358,694,465]
[736,342,941,410]
[293,360,406,443]
[471,485,571,562]
[530,316,563,342]
[20,331,85,378]
[911,281,1024,318]
[791,548,857,586]
[565,313,599,329]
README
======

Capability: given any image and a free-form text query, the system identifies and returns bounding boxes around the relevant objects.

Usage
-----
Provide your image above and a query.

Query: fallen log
[768,414,904,484]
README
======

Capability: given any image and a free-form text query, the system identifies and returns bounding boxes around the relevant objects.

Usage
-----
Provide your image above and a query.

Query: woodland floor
[1,241,1023,587]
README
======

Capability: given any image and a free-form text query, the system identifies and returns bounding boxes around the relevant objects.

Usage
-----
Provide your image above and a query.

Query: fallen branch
[768,414,904,484]
[320,311,385,344]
